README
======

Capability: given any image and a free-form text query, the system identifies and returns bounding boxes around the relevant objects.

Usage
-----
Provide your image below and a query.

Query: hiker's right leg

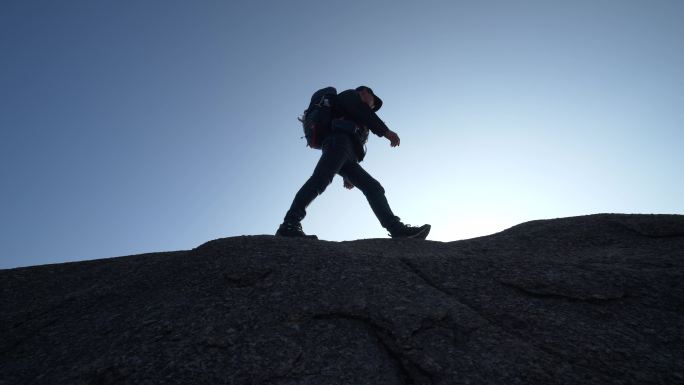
[283,134,354,223]
[339,161,431,239]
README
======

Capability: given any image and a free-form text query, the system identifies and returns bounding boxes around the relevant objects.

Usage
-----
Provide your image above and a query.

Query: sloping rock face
[1,214,683,385]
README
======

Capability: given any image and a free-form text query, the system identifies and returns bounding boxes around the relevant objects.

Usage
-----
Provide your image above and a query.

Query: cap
[356,86,383,112]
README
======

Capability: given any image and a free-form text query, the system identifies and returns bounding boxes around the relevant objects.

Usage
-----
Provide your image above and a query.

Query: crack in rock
[312,313,433,385]
[223,269,272,288]
[398,258,455,300]
[398,258,619,382]
[260,349,305,384]
[499,281,626,303]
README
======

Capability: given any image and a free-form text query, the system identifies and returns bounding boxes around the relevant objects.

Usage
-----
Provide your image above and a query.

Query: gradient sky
[1,0,682,269]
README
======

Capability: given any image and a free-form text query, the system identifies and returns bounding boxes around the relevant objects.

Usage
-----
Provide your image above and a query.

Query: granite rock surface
[1,214,683,384]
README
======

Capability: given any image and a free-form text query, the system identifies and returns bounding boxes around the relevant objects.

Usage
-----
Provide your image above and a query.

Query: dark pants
[284,132,400,230]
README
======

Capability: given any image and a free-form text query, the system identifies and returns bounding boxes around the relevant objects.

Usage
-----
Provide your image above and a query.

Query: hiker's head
[356,86,383,112]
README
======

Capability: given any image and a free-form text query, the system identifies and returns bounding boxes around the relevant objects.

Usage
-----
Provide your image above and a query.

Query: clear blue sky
[1,0,682,269]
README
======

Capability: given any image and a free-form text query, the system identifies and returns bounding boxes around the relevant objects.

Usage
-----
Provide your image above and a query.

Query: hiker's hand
[343,178,354,190]
[384,130,400,147]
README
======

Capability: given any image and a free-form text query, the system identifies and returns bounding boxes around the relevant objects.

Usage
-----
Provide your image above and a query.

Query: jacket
[332,89,390,161]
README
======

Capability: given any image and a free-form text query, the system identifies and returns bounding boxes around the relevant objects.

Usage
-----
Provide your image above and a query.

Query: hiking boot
[389,223,431,239]
[276,221,318,239]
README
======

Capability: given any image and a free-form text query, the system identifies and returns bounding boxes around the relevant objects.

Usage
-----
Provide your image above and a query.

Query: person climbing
[276,86,431,240]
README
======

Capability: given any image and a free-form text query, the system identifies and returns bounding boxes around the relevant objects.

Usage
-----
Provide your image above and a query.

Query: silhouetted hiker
[276,86,431,239]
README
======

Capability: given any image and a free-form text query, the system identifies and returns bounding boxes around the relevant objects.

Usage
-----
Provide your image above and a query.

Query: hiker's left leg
[283,133,354,223]
[338,162,400,230]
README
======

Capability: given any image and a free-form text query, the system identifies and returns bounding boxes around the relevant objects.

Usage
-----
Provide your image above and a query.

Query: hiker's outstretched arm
[336,90,389,137]
[384,130,400,147]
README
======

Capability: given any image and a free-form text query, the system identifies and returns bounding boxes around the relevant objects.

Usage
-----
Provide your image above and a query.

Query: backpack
[299,87,337,149]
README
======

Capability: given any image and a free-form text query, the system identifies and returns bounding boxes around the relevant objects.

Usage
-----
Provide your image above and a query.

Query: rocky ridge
[1,214,683,384]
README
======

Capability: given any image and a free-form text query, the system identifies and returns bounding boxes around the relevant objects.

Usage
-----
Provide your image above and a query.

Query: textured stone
[1,214,683,384]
